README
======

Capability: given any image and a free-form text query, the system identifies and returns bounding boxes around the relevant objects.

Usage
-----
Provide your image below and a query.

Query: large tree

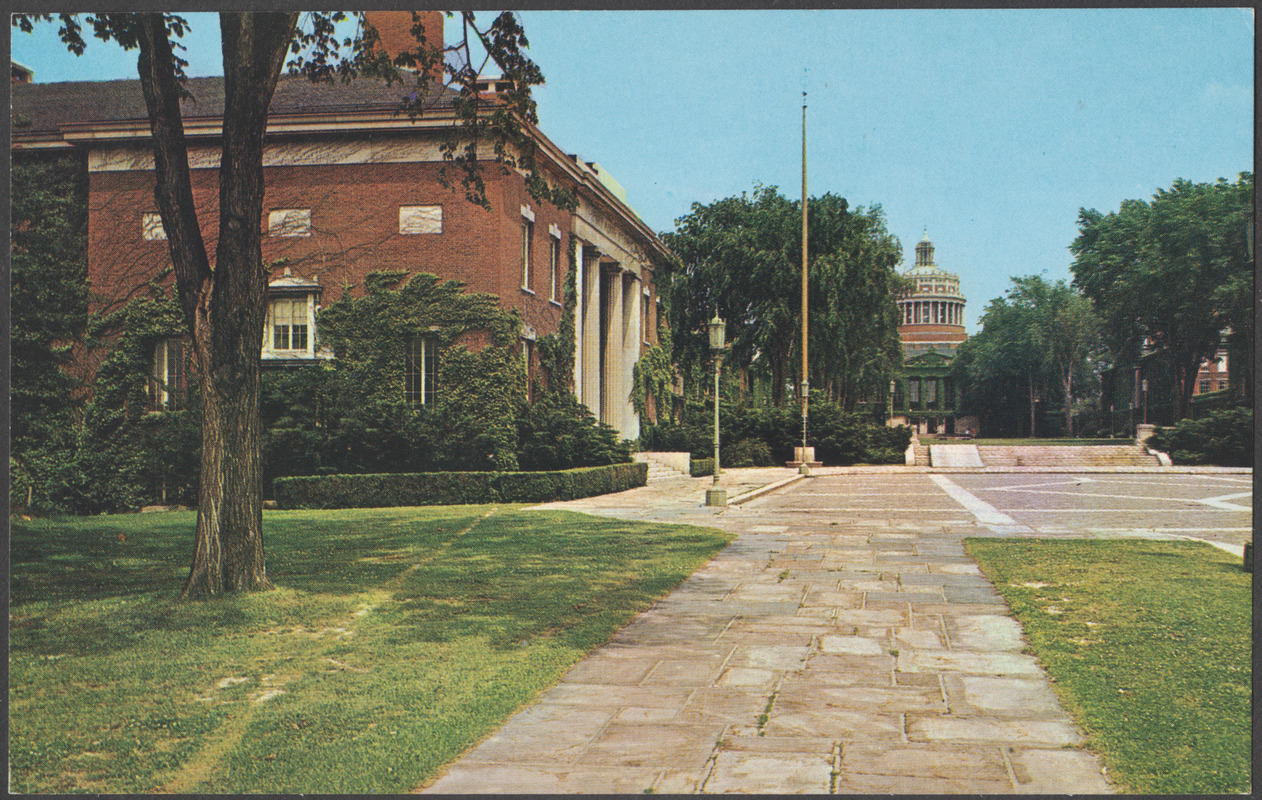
[661,185,903,409]
[14,11,548,598]
[956,276,1101,437]
[1070,173,1253,422]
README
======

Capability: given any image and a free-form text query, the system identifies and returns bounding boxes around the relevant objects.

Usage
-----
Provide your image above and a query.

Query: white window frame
[152,338,184,410]
[548,224,562,303]
[267,297,312,354]
[406,334,439,407]
[521,216,534,292]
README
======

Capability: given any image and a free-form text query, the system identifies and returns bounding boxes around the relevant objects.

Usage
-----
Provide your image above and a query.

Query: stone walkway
[420,469,1117,793]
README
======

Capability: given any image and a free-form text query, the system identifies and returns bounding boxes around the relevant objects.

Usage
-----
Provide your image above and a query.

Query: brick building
[892,231,972,435]
[10,12,670,439]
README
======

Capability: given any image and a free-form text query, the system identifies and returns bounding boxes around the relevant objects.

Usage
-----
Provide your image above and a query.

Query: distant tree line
[955,172,1252,438]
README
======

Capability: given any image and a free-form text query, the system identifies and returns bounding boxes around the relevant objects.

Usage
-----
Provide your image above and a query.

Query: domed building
[892,231,972,435]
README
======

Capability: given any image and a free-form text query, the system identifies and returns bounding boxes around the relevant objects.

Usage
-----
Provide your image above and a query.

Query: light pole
[706,314,727,507]
[1141,379,1148,425]
[888,379,896,426]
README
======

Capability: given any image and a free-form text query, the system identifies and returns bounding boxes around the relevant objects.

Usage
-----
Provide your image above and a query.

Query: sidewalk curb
[729,473,807,505]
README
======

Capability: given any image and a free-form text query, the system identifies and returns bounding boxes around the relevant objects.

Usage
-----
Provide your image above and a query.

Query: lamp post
[706,314,727,507]
[888,379,896,426]
[1141,379,1148,425]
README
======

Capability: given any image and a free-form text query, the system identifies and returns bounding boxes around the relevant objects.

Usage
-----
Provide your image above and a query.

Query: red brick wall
[88,159,575,341]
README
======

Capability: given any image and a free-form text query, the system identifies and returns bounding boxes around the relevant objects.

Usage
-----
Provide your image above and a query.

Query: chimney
[364,11,445,80]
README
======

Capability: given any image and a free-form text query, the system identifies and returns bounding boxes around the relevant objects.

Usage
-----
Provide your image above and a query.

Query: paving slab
[419,470,1118,794]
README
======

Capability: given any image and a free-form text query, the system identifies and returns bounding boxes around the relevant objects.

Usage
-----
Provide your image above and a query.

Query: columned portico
[572,214,653,439]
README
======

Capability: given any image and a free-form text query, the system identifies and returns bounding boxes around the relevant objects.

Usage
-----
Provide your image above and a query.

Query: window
[270,298,309,351]
[268,208,311,237]
[522,337,534,402]
[1199,380,1211,394]
[142,212,167,241]
[909,379,920,406]
[152,338,185,410]
[549,235,561,302]
[521,218,534,291]
[406,335,438,406]
[643,288,652,344]
[399,205,442,234]
[926,379,938,405]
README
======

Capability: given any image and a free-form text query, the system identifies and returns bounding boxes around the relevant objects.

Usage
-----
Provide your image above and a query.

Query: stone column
[602,264,624,427]
[573,241,584,400]
[621,273,641,439]
[581,250,602,414]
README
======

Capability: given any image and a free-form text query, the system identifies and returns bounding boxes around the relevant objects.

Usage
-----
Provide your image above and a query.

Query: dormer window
[263,268,329,362]
[271,298,309,351]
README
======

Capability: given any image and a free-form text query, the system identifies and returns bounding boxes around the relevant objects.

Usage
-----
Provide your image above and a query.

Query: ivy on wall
[317,271,526,471]
[13,292,201,514]
[631,343,675,424]
[534,232,578,399]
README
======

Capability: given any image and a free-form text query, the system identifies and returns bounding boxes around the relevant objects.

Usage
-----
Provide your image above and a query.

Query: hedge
[691,458,715,477]
[273,462,648,509]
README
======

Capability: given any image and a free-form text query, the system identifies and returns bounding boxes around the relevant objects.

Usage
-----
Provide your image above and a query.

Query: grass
[9,506,734,794]
[965,538,1251,794]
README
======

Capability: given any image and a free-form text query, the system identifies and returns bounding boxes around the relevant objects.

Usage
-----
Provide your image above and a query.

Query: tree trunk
[1062,371,1074,438]
[135,12,296,598]
[1028,374,1037,438]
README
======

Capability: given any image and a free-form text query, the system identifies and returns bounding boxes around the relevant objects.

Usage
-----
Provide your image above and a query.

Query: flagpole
[799,91,810,476]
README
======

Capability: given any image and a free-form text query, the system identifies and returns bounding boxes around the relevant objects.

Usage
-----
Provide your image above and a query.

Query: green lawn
[9,506,734,794]
[965,538,1251,794]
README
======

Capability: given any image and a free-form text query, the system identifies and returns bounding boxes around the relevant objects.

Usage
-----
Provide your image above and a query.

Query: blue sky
[12,9,1254,332]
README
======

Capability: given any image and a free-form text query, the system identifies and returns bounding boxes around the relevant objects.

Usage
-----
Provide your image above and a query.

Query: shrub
[691,458,715,477]
[1148,407,1252,467]
[725,438,776,468]
[274,462,648,509]
[515,394,632,471]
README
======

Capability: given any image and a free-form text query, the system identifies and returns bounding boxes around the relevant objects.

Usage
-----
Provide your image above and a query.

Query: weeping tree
[661,185,903,410]
[13,11,553,598]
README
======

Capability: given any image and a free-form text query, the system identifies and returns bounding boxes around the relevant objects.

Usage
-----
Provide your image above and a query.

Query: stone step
[911,445,931,466]
[974,445,1160,467]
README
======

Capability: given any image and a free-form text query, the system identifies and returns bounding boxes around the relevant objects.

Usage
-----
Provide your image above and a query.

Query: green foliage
[661,185,903,409]
[631,344,676,422]
[515,393,632,472]
[1147,406,1253,466]
[1071,172,1253,420]
[956,276,1102,438]
[15,294,197,515]
[316,271,524,470]
[18,266,626,513]
[968,539,1251,794]
[642,398,910,467]
[690,458,715,477]
[724,438,776,468]
[534,233,578,398]
[273,462,648,509]
[10,153,88,453]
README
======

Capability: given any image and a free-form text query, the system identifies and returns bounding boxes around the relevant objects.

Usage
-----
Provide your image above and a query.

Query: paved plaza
[420,467,1251,794]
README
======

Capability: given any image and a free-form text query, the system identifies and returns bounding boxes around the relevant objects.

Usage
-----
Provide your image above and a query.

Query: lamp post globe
[706,313,727,507]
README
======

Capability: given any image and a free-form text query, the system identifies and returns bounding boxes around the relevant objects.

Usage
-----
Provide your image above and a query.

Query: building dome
[897,230,967,358]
